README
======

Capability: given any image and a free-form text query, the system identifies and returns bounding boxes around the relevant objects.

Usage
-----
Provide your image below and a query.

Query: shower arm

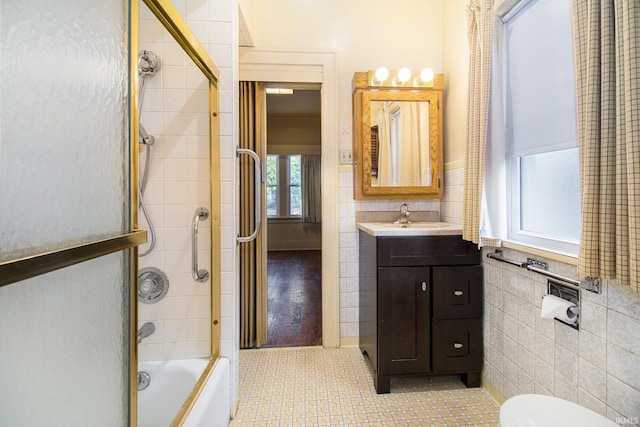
[139,123,155,145]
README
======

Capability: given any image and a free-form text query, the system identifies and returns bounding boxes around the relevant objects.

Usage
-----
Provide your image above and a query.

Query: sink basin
[379,222,449,229]
[356,221,463,236]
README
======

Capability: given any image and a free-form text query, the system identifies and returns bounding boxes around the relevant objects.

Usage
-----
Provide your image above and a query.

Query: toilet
[499,394,617,427]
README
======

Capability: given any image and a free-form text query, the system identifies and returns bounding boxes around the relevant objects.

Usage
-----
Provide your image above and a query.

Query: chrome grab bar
[236,147,262,244]
[192,207,209,282]
[486,249,601,293]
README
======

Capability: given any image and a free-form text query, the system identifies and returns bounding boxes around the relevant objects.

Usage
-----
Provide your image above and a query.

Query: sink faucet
[137,322,155,344]
[394,204,411,225]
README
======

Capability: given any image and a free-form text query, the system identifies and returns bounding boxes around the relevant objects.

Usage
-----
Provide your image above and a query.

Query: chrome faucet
[394,204,411,225]
[137,322,155,344]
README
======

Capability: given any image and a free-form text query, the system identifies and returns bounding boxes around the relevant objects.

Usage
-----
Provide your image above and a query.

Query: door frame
[239,49,340,347]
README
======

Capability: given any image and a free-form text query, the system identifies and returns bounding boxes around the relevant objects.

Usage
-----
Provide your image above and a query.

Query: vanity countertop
[357,221,463,237]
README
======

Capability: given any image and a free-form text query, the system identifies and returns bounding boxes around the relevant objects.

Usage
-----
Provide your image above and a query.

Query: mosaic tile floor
[231,346,500,426]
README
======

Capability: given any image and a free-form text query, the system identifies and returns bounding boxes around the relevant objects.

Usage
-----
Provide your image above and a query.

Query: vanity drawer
[377,236,480,267]
[432,319,482,373]
[432,266,483,320]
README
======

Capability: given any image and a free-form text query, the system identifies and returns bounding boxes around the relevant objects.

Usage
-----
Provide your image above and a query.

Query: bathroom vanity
[357,222,482,393]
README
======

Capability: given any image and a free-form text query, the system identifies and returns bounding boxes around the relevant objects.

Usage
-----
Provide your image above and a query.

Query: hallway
[265,250,322,347]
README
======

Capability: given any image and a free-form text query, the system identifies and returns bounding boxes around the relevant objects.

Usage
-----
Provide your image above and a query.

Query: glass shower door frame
[0,1,143,425]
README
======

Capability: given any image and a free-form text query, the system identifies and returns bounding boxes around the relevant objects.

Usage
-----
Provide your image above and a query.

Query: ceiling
[266,89,321,117]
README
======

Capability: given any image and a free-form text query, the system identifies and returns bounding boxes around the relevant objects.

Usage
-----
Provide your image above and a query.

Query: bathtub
[138,358,230,427]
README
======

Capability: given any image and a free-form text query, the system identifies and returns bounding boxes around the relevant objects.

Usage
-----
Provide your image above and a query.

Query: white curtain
[418,102,432,186]
[377,102,393,186]
[398,102,423,187]
[463,0,496,244]
[302,154,321,223]
[479,1,511,246]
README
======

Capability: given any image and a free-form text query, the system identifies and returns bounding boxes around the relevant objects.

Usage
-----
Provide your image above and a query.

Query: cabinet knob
[421,281,428,292]
[453,342,464,349]
[453,290,464,296]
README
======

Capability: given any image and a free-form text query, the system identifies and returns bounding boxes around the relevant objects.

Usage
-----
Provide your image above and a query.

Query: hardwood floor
[264,250,322,347]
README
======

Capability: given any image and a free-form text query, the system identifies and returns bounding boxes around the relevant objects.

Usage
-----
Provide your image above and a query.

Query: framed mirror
[351,71,444,200]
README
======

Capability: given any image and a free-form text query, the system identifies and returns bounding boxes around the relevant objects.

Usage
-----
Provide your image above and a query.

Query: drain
[138,267,169,304]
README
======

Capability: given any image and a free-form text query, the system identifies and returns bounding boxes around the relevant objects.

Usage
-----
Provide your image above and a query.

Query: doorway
[264,87,322,347]
[239,49,339,349]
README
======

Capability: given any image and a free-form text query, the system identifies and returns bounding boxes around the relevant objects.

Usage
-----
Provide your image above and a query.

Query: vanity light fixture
[369,67,436,88]
[397,68,412,83]
[419,68,435,84]
[374,67,389,84]
[265,88,294,95]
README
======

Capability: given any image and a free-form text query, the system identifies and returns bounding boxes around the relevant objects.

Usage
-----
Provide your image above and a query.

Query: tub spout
[137,322,155,344]
[138,371,151,390]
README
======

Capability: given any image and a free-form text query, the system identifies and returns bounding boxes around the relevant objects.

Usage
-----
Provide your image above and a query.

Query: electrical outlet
[339,149,352,165]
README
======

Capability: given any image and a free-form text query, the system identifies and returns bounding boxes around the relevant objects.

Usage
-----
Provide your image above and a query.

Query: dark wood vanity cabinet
[359,232,483,394]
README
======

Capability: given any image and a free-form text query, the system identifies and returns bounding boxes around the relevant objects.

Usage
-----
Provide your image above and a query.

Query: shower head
[138,50,160,77]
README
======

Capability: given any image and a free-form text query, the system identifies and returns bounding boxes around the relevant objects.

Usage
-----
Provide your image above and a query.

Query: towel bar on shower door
[192,207,209,282]
[236,147,262,244]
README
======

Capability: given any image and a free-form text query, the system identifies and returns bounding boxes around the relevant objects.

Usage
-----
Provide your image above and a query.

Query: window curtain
[302,154,321,223]
[463,0,497,244]
[572,1,640,291]
[239,81,268,347]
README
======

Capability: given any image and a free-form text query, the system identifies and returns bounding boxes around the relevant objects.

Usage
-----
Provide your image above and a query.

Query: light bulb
[420,68,435,83]
[398,68,411,83]
[375,67,389,83]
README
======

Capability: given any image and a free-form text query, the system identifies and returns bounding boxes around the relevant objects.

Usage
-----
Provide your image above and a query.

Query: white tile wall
[483,247,640,423]
[441,168,464,224]
[137,0,216,363]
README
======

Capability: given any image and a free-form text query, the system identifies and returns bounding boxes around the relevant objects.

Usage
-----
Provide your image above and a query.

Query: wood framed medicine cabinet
[351,71,444,200]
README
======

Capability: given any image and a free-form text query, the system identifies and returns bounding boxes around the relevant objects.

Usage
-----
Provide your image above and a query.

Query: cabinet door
[432,318,483,372]
[378,267,431,375]
[432,265,483,319]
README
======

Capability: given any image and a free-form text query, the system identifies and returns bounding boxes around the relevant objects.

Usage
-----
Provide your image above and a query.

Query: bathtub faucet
[137,322,155,344]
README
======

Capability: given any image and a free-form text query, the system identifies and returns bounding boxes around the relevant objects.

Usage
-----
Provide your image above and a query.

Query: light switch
[339,149,352,165]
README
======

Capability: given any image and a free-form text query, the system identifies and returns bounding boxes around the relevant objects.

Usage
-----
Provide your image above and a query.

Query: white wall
[442,0,469,169]
[247,0,443,154]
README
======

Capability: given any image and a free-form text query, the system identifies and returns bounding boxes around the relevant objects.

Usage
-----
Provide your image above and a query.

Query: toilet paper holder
[546,279,580,330]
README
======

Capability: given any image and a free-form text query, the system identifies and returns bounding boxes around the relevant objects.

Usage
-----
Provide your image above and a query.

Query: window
[266,154,302,218]
[503,0,580,254]
[266,154,279,217]
[288,155,301,216]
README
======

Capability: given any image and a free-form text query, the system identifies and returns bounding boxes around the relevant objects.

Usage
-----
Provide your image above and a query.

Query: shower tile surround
[137,0,232,363]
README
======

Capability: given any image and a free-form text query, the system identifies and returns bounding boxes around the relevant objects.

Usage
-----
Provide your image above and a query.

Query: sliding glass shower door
[0,1,139,425]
